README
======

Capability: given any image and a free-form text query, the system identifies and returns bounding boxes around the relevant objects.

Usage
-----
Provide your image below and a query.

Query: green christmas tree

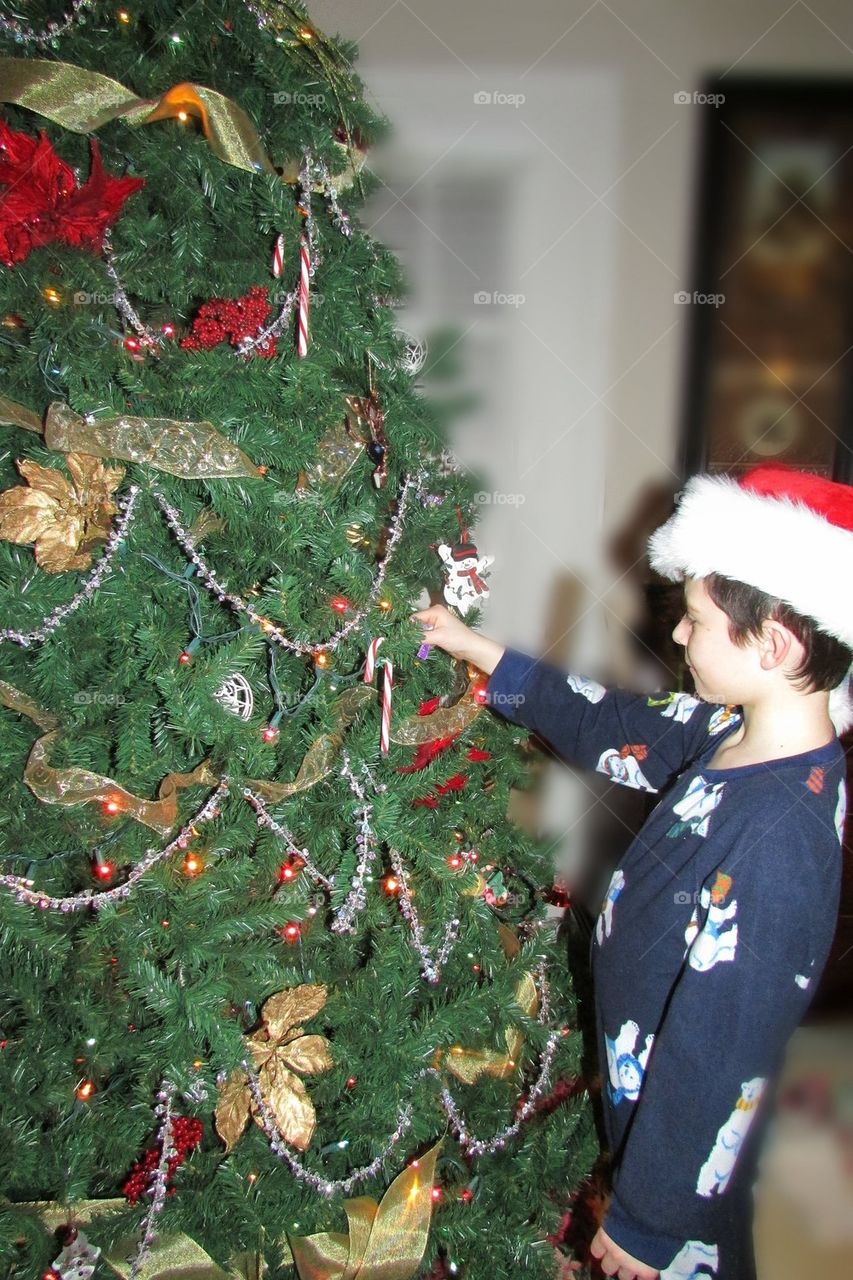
[0,3,596,1278]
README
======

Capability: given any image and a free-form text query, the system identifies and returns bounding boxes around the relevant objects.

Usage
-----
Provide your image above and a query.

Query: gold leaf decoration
[215,984,331,1154]
[213,1071,251,1155]
[0,453,124,572]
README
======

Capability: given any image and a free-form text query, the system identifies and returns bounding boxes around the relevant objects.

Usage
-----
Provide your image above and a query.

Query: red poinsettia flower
[0,118,145,267]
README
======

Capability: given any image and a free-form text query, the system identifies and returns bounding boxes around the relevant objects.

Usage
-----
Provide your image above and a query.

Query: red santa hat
[647,463,853,734]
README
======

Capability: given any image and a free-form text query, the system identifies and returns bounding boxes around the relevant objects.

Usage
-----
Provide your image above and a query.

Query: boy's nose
[672,615,688,645]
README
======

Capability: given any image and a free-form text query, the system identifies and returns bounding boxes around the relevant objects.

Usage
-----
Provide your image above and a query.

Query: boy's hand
[410,604,505,675]
[589,1227,659,1280]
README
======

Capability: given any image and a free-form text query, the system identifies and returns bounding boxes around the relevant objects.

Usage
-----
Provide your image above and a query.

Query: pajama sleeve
[485,647,725,794]
[602,803,843,1270]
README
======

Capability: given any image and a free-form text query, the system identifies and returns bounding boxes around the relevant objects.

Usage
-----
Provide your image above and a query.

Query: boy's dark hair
[705,573,852,694]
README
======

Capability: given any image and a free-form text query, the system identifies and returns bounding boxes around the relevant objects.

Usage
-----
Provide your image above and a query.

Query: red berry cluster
[122,1115,203,1203]
[180,286,277,358]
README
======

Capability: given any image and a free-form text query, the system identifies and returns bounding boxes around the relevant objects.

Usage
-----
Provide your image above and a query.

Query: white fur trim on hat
[648,472,853,735]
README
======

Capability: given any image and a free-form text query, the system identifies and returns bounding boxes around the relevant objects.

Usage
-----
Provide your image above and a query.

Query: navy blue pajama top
[486,649,846,1279]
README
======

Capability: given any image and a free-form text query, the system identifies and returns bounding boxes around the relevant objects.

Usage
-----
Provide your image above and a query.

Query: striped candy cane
[297,232,310,357]
[380,659,393,754]
[363,636,385,684]
[272,233,285,279]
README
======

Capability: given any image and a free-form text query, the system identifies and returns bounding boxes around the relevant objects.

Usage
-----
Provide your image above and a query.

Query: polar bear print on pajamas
[566,673,606,703]
[660,1240,719,1279]
[667,775,726,839]
[836,780,847,846]
[596,867,625,945]
[604,1019,654,1105]
[684,871,738,971]
[696,1077,766,1197]
[707,705,741,736]
[596,747,656,792]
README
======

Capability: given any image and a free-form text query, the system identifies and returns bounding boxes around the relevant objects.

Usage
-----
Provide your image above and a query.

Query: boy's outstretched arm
[411,605,720,794]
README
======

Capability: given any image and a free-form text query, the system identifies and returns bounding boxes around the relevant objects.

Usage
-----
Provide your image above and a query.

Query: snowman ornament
[438,539,494,615]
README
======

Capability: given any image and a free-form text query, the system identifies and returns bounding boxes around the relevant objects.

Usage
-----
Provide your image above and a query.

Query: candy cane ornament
[380,659,393,754]
[272,233,285,279]
[363,636,385,684]
[297,232,310,357]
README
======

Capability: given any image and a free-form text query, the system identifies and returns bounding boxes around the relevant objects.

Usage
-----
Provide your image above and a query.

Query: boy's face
[672,577,759,706]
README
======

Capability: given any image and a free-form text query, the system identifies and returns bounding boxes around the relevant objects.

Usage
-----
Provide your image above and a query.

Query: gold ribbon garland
[434,924,540,1083]
[44,402,263,481]
[23,732,217,835]
[0,680,59,731]
[288,1139,442,1280]
[0,59,273,174]
[0,58,366,188]
[0,396,263,481]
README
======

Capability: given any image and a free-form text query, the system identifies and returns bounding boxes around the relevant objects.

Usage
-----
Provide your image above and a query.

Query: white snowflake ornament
[213,673,254,721]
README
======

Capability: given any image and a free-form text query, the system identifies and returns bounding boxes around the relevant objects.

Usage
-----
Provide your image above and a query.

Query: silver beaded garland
[152,470,423,657]
[243,788,335,890]
[388,846,459,984]
[330,755,379,934]
[0,0,95,47]
[128,1082,176,1280]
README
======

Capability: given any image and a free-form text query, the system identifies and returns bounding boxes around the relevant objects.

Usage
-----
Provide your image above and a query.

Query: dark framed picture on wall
[681,77,853,484]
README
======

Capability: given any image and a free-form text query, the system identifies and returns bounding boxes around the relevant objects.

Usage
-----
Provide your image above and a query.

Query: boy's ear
[757,619,801,672]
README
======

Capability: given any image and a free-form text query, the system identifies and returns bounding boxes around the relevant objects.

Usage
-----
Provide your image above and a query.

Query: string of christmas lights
[242,787,335,890]
[387,846,460,985]
[0,485,141,648]
[153,469,424,658]
[0,782,228,911]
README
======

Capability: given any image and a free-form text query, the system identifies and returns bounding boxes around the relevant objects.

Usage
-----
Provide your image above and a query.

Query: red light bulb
[430,1186,443,1203]
[329,595,350,614]
[178,650,192,665]
[161,322,176,338]
[447,854,463,870]
[261,725,279,743]
[281,922,300,943]
[123,335,140,352]
[382,874,400,896]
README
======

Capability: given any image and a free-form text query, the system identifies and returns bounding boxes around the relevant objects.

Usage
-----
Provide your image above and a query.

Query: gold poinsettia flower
[215,984,332,1153]
[0,453,125,572]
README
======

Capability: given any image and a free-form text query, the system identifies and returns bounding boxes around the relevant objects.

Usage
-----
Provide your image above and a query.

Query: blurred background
[309,3,853,1272]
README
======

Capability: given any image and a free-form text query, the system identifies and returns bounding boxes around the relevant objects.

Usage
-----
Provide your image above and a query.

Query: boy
[412,464,852,1280]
